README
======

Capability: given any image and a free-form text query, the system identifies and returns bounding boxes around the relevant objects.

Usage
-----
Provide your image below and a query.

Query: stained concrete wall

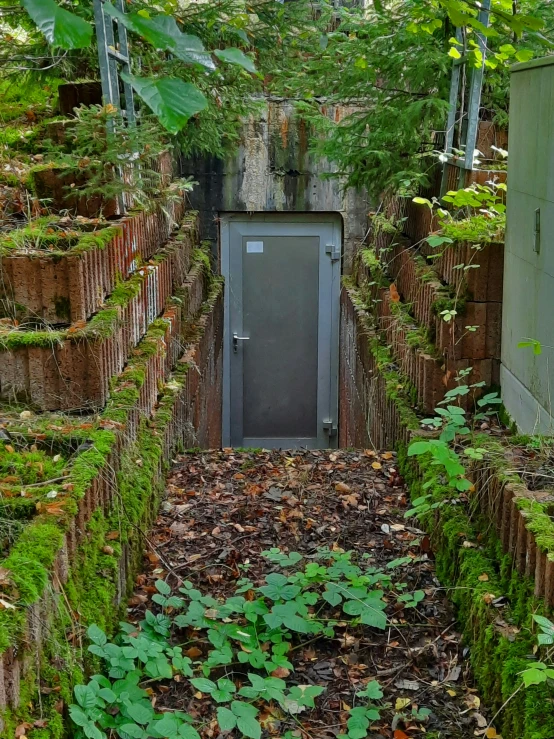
[502,57,554,434]
[181,96,370,273]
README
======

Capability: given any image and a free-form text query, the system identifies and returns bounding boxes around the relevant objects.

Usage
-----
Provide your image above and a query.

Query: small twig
[21,476,68,489]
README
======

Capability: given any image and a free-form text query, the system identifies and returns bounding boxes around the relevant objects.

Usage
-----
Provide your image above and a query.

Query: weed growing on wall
[39,105,192,211]
[415,181,507,247]
[406,381,501,518]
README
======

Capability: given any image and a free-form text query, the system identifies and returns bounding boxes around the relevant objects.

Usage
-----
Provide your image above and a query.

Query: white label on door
[246,241,264,253]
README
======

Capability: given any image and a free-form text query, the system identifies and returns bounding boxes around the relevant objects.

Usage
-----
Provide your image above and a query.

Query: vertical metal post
[93,0,135,120]
[463,0,491,172]
[114,0,136,126]
[93,0,137,213]
[93,0,116,108]
[440,0,491,194]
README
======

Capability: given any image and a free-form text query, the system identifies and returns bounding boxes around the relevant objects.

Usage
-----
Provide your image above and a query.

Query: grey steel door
[222,215,341,449]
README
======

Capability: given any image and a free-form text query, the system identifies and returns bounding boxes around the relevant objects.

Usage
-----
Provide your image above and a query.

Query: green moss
[440,215,505,244]
[346,282,421,428]
[0,219,120,258]
[398,445,554,739]
[0,444,67,485]
[0,262,223,735]
[431,292,467,317]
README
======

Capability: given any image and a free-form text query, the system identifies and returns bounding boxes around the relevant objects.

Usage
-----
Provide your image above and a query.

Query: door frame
[220,213,342,449]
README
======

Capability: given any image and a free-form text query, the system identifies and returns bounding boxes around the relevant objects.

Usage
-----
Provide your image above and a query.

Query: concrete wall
[502,57,554,434]
[181,97,370,273]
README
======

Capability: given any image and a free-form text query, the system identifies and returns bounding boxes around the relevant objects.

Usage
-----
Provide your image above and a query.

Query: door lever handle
[233,333,250,353]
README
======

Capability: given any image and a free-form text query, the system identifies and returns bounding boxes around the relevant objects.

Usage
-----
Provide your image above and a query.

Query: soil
[128,449,499,739]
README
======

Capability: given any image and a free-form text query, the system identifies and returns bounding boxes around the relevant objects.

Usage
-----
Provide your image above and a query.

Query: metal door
[221,215,341,449]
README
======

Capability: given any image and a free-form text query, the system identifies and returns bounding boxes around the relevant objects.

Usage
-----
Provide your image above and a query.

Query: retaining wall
[0,159,223,735]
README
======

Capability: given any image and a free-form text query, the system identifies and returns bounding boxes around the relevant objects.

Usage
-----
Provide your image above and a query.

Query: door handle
[233,333,250,353]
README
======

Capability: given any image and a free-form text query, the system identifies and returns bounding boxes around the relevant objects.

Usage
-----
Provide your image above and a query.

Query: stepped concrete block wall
[29,152,175,220]
[357,186,504,412]
[0,224,205,411]
[0,201,189,324]
[339,271,554,739]
[385,237,503,360]
[0,287,223,730]
[0,138,223,733]
[419,238,504,303]
[339,286,416,449]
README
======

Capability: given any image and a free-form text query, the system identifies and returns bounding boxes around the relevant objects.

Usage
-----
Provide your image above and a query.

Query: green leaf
[152,714,180,737]
[212,689,234,703]
[120,74,208,135]
[155,580,171,595]
[426,235,453,248]
[356,680,383,700]
[323,583,343,606]
[84,723,103,739]
[69,705,89,728]
[534,615,554,632]
[126,702,154,725]
[413,197,432,209]
[347,707,370,739]
[522,667,548,687]
[259,573,301,601]
[287,685,325,708]
[407,441,432,456]
[23,0,92,49]
[515,49,534,63]
[214,48,257,74]
[236,715,261,739]
[343,596,387,630]
[98,688,117,703]
[119,725,144,739]
[103,4,214,69]
[87,624,107,647]
[190,678,217,694]
[518,339,542,355]
[179,725,201,739]
[74,684,98,709]
[217,707,237,731]
[231,701,259,718]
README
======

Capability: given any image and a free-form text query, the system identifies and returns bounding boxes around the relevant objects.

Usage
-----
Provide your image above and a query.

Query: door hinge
[534,208,541,254]
[325,243,341,262]
[323,420,338,438]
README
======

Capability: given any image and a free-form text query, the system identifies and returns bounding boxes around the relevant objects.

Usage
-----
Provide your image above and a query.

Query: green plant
[39,104,191,210]
[20,0,258,135]
[415,182,507,248]
[406,385,501,516]
[69,548,432,739]
[520,616,554,688]
[518,338,543,355]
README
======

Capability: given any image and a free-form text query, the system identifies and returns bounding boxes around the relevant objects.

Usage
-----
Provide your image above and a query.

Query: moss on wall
[398,445,554,739]
[0,219,120,258]
[0,276,224,735]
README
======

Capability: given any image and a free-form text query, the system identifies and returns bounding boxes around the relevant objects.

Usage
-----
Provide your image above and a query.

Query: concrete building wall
[502,57,554,434]
[181,96,370,273]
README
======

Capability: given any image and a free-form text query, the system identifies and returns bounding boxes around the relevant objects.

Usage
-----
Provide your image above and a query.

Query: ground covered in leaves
[128,449,498,739]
